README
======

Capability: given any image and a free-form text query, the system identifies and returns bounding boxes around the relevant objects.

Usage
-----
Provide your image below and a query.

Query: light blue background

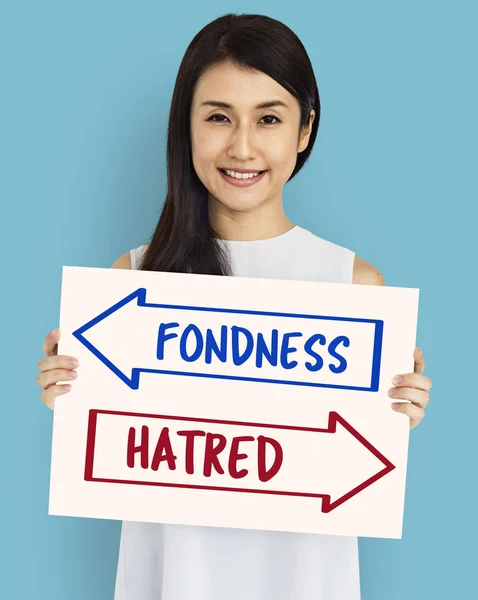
[1,1,476,598]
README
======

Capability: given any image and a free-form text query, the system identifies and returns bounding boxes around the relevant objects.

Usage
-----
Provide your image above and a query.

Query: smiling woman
[107,13,367,600]
[108,13,364,600]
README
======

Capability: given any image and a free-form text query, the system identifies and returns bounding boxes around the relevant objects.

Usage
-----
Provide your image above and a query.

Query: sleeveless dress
[114,225,361,600]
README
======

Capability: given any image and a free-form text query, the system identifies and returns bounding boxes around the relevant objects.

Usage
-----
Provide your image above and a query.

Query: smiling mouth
[217,168,268,187]
[218,168,267,175]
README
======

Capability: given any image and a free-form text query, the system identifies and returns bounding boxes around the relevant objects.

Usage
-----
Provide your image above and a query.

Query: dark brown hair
[139,13,321,275]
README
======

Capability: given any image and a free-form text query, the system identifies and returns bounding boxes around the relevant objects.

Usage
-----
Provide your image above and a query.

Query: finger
[388,386,430,409]
[414,347,425,375]
[391,401,425,429]
[391,372,432,393]
[36,368,78,391]
[38,354,79,374]
[42,329,61,357]
[40,382,72,410]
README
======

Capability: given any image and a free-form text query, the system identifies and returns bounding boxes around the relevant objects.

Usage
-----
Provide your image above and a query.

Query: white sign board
[49,266,419,539]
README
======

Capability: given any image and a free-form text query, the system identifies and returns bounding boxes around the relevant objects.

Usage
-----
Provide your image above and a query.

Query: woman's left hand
[388,347,432,429]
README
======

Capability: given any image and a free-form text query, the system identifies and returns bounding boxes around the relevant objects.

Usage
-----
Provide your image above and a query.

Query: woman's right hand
[37,329,79,409]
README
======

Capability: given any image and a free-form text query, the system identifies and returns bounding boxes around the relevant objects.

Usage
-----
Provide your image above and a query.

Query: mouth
[218,168,268,187]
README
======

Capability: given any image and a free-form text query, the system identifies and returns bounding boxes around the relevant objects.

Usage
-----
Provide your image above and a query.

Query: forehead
[192,62,294,111]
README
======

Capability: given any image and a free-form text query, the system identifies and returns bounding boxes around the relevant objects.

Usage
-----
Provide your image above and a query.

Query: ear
[298,109,316,154]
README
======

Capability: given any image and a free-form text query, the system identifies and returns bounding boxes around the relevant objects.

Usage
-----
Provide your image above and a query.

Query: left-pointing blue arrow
[71,286,383,394]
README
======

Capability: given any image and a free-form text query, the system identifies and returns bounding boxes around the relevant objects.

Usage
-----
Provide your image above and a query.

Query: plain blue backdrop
[1,1,476,598]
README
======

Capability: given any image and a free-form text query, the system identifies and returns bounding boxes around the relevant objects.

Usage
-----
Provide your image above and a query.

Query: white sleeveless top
[114,225,360,600]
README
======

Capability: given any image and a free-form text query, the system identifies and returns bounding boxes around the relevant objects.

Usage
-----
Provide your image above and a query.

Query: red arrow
[85,409,395,513]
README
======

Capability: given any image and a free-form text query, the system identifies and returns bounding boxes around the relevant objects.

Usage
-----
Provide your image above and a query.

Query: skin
[37,62,432,428]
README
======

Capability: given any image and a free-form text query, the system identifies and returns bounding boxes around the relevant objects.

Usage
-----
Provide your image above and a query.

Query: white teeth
[223,169,262,179]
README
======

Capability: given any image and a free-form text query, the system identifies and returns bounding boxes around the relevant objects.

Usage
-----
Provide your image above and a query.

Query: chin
[213,195,268,214]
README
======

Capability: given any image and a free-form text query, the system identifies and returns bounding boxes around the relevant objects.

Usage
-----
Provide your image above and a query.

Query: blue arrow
[72,287,383,392]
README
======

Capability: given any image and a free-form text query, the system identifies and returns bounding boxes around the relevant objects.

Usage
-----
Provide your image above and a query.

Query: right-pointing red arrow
[85,409,396,513]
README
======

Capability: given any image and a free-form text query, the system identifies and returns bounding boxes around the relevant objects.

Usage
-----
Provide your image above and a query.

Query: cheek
[193,137,222,169]
[266,139,297,166]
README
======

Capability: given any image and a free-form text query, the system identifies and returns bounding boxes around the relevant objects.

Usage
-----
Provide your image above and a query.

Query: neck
[209,198,295,242]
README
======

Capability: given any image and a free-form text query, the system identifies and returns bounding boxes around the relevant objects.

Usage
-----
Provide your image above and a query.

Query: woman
[37,13,432,600]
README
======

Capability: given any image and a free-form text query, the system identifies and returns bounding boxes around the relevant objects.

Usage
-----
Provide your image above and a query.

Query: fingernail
[392,376,403,384]
[69,358,79,367]
[388,387,397,396]
[62,384,71,391]
[391,402,401,409]
[50,329,58,338]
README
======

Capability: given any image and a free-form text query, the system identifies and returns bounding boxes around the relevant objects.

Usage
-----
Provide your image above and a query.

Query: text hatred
[127,425,283,482]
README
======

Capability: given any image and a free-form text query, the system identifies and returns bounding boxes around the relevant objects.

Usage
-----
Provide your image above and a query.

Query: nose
[226,122,259,161]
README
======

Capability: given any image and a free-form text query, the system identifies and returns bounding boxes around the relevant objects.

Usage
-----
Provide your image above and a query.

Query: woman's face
[190,61,315,221]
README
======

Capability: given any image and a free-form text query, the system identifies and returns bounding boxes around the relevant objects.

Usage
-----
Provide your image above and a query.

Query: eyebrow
[200,100,289,110]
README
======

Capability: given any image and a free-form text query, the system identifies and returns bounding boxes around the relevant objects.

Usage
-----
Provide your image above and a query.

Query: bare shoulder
[352,255,385,286]
[111,251,132,270]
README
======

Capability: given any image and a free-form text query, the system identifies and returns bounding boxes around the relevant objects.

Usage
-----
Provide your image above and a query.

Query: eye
[207,114,281,125]
[261,114,281,125]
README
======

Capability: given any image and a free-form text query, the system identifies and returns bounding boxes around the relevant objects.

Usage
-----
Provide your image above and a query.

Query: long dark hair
[139,13,321,275]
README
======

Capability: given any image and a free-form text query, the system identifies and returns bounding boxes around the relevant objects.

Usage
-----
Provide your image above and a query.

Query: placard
[49,266,419,538]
